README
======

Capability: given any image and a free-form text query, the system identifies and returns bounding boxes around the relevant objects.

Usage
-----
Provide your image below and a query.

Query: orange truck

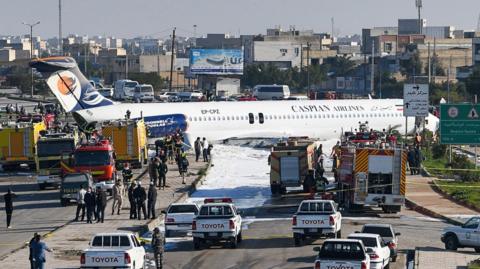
[0,121,46,171]
[101,119,148,169]
[336,146,407,213]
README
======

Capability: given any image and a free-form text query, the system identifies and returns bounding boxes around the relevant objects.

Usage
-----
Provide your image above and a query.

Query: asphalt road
[155,207,448,269]
[0,169,143,260]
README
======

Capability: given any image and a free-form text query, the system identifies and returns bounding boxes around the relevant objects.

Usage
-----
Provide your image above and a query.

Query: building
[0,48,15,62]
[362,27,398,54]
[253,41,302,68]
[472,37,480,66]
[398,19,426,35]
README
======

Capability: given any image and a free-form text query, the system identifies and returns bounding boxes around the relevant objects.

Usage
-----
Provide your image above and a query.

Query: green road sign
[440,103,480,145]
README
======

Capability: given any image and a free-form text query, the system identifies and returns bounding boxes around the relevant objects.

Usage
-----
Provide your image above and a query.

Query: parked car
[348,233,391,269]
[441,216,480,252]
[156,91,177,102]
[133,84,154,103]
[80,232,146,269]
[313,239,370,269]
[292,199,342,246]
[60,172,94,206]
[360,224,400,262]
[252,85,290,100]
[162,203,199,237]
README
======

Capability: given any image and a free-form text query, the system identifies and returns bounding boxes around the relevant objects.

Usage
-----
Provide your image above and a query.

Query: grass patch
[468,259,480,269]
[422,149,449,177]
[436,180,480,208]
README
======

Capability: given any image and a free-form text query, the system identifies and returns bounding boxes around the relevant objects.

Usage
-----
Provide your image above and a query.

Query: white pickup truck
[163,202,199,237]
[441,216,480,252]
[313,239,371,269]
[80,232,146,269]
[192,198,242,249]
[292,199,342,246]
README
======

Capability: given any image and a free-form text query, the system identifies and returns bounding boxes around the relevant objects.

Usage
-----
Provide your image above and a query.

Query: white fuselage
[74,99,438,143]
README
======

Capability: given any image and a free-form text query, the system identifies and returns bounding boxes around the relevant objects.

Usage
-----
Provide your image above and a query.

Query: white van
[114,80,139,100]
[177,90,204,102]
[252,85,290,100]
[133,84,154,103]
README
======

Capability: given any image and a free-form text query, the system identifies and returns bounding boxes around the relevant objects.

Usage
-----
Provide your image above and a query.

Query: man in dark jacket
[84,187,96,224]
[128,181,137,219]
[28,232,38,269]
[95,187,107,223]
[148,158,159,187]
[4,188,17,228]
[194,137,202,162]
[133,182,147,220]
[151,227,164,269]
[157,159,168,189]
[147,182,157,219]
[407,147,416,175]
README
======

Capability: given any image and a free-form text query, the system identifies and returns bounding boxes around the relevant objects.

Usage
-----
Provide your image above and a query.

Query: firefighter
[151,227,164,269]
[128,181,137,219]
[122,163,133,186]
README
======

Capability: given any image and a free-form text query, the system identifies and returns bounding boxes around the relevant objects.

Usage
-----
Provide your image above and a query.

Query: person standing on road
[414,146,423,175]
[122,163,133,186]
[179,152,189,184]
[84,187,96,224]
[148,157,159,187]
[128,181,137,219]
[112,181,124,215]
[157,159,168,189]
[4,188,17,229]
[134,182,147,220]
[28,232,39,269]
[74,185,86,221]
[31,234,53,269]
[202,137,209,162]
[407,147,416,175]
[147,182,157,219]
[194,137,202,162]
[151,227,164,269]
[95,187,107,223]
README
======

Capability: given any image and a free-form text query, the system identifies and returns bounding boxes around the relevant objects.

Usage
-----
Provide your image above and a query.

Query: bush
[431,143,447,159]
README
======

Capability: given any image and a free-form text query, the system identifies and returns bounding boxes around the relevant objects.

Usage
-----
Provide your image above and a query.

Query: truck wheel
[193,238,201,250]
[336,230,342,238]
[445,235,458,250]
[229,236,238,249]
[237,231,243,243]
[293,234,302,247]
[39,184,46,190]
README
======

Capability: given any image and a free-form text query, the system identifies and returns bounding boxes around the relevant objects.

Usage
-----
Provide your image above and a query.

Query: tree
[464,67,480,98]
[426,54,446,76]
[323,56,356,76]
[400,50,422,78]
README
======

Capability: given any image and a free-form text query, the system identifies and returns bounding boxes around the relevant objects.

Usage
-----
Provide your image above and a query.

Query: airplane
[30,57,439,145]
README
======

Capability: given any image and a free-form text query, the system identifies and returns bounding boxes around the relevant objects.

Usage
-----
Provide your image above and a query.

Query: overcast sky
[2,0,480,39]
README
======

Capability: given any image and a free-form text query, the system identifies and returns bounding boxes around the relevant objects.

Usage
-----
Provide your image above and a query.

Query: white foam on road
[187,144,271,208]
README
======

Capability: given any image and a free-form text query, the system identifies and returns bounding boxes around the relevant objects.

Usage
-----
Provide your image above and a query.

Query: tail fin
[30,57,114,112]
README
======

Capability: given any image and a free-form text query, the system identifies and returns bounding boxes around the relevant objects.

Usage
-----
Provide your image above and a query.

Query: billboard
[190,49,243,75]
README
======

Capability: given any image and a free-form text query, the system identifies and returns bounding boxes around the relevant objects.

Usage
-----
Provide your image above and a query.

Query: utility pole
[125,54,129,79]
[416,0,423,34]
[169,27,176,92]
[84,44,88,77]
[331,17,335,41]
[427,42,431,83]
[307,42,311,96]
[447,55,452,103]
[23,21,40,98]
[59,0,62,55]
[370,41,375,96]
[157,43,160,76]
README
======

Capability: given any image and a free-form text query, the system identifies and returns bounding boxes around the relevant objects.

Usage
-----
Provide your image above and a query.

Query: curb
[0,168,148,261]
[430,180,480,214]
[405,197,463,226]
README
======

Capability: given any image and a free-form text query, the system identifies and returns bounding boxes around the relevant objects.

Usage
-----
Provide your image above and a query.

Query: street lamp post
[23,21,40,98]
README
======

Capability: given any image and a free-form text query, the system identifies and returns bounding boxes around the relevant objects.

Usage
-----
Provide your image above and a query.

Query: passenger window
[222,116,225,120]
[111,236,119,247]
[224,206,233,215]
[227,116,230,120]
[120,236,130,247]
[103,236,111,247]
[209,206,223,215]
[200,206,209,215]
[259,113,264,124]
[236,116,240,120]
[323,203,333,212]
[248,113,254,124]
[300,203,309,211]
[92,236,102,247]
